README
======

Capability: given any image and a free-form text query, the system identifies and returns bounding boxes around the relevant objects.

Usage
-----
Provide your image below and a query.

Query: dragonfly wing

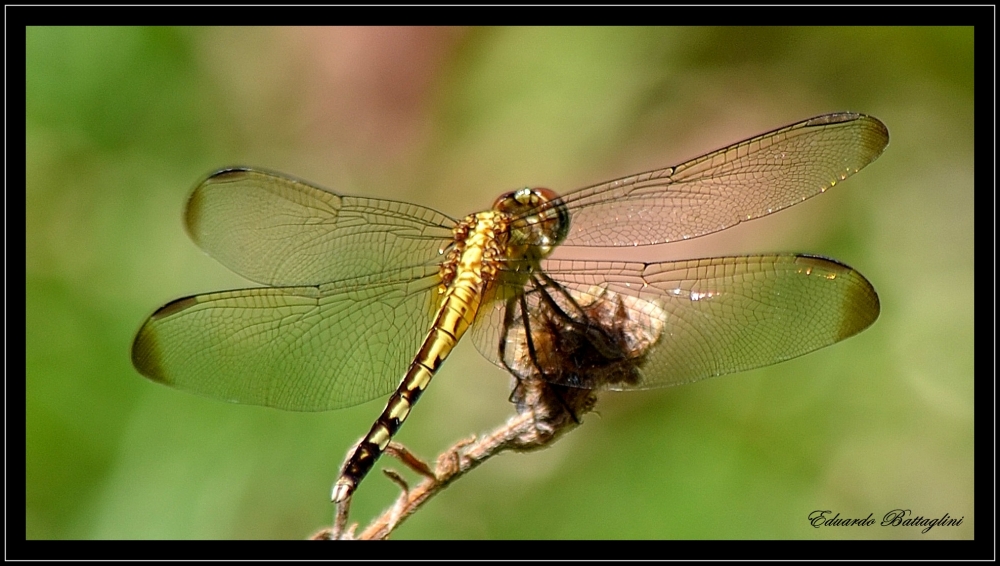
[132,266,441,411]
[477,256,879,390]
[469,292,515,371]
[185,167,456,286]
[554,113,888,247]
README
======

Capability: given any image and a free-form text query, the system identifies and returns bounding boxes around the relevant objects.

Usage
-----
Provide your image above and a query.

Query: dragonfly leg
[534,272,625,361]
[514,283,585,424]
[517,291,553,383]
[498,296,529,380]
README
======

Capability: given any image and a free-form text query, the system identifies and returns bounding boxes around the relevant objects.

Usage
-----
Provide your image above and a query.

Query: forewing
[553,113,888,247]
[185,167,456,286]
[131,266,441,411]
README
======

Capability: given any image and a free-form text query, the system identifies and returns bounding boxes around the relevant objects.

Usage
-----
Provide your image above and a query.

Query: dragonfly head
[493,187,570,258]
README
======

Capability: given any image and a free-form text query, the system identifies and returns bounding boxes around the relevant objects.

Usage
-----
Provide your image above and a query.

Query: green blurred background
[26,27,974,540]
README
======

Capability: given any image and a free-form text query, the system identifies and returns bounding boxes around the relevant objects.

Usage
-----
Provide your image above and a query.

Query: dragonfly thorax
[493,187,569,259]
[438,211,512,295]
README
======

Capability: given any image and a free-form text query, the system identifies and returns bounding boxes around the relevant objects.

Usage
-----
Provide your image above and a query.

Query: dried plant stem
[359,413,542,540]
[321,379,597,540]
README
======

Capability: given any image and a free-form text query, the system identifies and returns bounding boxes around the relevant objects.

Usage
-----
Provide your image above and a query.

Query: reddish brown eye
[492,190,519,211]
[491,186,570,251]
[528,187,570,248]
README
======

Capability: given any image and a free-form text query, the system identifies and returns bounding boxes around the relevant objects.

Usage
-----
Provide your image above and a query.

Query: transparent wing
[545,113,888,247]
[472,255,879,390]
[185,167,457,286]
[131,266,441,411]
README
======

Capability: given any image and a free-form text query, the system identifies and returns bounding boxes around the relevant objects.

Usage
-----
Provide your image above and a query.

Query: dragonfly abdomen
[332,212,510,502]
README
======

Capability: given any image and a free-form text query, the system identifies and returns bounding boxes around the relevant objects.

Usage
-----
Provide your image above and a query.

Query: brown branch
[331,379,597,540]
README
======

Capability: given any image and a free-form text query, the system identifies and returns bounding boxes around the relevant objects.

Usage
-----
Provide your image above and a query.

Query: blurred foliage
[26,26,974,540]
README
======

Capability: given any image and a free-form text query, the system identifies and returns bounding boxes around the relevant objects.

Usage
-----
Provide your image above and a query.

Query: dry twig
[341,378,597,540]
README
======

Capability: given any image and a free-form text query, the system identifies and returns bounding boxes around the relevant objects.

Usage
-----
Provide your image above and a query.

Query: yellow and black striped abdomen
[332,212,510,502]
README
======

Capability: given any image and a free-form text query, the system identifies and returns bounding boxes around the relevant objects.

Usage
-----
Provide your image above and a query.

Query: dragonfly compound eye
[494,187,570,255]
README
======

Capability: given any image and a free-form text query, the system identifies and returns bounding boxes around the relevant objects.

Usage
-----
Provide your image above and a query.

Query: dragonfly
[131,112,888,503]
